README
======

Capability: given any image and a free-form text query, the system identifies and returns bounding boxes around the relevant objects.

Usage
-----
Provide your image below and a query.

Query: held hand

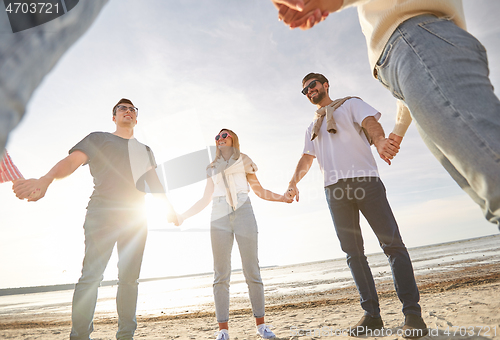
[291,9,329,30]
[271,0,304,11]
[280,195,294,203]
[279,6,326,29]
[388,133,403,147]
[277,4,326,29]
[373,137,400,165]
[274,0,335,30]
[285,183,300,202]
[12,178,50,201]
[174,213,185,227]
[167,209,179,225]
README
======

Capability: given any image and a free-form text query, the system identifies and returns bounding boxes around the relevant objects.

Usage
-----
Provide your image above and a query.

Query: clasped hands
[285,184,299,202]
[271,0,337,30]
[375,133,403,165]
[12,178,50,202]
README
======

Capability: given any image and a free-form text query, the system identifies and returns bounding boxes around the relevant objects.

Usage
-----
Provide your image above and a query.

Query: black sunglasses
[301,80,319,95]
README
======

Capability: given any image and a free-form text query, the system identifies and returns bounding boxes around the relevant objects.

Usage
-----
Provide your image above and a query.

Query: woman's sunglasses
[215,132,232,141]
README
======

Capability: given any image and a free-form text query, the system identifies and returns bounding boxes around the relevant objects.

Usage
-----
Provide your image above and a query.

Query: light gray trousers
[210,194,265,323]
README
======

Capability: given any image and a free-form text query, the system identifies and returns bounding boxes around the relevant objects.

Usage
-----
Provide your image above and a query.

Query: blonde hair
[210,128,241,167]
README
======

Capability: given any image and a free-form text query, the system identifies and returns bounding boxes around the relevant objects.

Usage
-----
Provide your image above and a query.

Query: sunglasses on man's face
[215,132,232,141]
[301,80,319,95]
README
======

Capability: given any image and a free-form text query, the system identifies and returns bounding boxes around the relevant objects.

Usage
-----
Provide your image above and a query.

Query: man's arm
[151,192,179,225]
[13,150,88,201]
[286,153,315,202]
[247,173,293,203]
[143,169,179,224]
[362,116,399,165]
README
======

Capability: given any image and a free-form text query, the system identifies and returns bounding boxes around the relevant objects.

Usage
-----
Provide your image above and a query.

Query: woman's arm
[247,173,292,203]
[178,176,215,224]
[392,99,412,138]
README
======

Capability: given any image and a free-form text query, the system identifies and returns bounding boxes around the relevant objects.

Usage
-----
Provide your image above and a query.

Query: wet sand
[1,263,499,339]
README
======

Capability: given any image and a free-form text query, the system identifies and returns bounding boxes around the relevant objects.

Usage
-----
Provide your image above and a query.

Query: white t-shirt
[303,98,381,187]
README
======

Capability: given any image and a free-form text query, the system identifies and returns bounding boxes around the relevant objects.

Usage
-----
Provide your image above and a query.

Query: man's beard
[310,89,326,105]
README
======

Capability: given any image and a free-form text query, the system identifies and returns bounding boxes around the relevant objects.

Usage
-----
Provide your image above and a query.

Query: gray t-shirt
[69,132,160,210]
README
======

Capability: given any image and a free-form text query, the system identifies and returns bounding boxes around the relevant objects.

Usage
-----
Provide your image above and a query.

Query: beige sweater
[340,0,466,136]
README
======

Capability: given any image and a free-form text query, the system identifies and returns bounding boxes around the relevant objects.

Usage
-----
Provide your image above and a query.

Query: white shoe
[214,329,229,340]
[257,324,276,339]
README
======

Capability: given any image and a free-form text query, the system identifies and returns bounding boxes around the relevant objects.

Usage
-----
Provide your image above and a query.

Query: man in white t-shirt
[286,73,427,338]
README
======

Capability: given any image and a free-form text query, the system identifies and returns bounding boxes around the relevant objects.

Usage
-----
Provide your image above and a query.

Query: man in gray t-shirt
[69,131,158,210]
[14,98,175,340]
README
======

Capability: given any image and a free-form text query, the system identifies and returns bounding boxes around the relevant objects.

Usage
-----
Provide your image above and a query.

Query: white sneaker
[257,324,276,339]
[214,329,229,340]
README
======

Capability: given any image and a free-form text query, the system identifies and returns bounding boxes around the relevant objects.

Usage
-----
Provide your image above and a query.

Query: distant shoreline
[2,233,498,296]
[1,262,499,330]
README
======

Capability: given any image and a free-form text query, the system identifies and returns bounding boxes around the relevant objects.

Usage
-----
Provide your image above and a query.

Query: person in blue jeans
[286,73,427,338]
[272,0,500,230]
[13,98,176,340]
[0,0,109,155]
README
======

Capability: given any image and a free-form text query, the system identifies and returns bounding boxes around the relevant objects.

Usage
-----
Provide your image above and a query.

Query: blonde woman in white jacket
[176,128,292,340]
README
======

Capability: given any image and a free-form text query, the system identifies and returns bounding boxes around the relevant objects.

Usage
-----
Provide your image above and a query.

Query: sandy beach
[1,262,499,340]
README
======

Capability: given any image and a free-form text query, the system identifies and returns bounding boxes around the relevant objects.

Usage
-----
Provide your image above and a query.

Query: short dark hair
[302,73,329,87]
[112,98,135,116]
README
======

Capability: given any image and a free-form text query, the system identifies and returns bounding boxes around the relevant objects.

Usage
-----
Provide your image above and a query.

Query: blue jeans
[325,177,421,317]
[210,194,265,323]
[0,0,108,153]
[70,209,147,340]
[375,14,500,227]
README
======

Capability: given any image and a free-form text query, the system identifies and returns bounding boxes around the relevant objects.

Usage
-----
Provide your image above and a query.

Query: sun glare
[145,194,173,230]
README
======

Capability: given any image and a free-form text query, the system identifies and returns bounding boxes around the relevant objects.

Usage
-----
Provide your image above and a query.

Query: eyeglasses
[215,132,232,141]
[301,80,319,95]
[116,105,139,115]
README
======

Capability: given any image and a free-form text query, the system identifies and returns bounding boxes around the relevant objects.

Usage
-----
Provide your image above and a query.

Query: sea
[1,234,499,322]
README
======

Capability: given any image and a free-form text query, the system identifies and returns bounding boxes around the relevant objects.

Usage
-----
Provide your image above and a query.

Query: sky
[1,0,499,289]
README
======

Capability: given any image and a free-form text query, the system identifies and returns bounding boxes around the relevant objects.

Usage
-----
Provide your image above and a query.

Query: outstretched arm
[362,116,399,165]
[247,173,293,203]
[151,192,178,225]
[177,177,215,225]
[13,150,88,201]
[286,153,315,202]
